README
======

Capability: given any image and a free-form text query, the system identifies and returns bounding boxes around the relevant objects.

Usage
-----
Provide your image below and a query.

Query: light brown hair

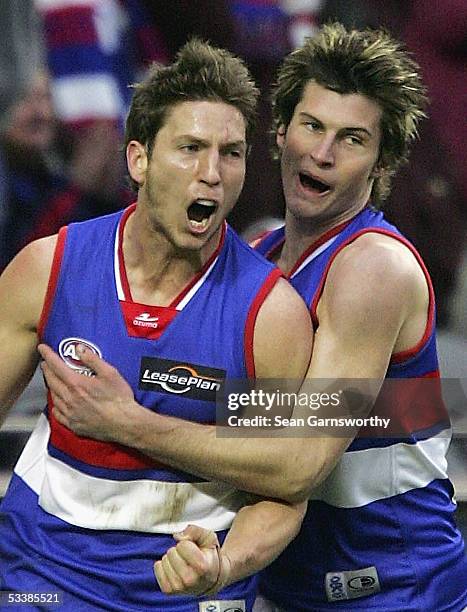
[272,22,428,203]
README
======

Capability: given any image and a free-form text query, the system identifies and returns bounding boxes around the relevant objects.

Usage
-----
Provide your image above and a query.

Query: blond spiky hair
[272,22,428,203]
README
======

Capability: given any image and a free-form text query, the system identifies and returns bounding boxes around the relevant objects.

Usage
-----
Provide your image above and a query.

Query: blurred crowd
[0,0,465,327]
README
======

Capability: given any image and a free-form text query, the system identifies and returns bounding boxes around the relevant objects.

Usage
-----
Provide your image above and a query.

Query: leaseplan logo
[139,357,225,402]
[133,312,159,329]
[58,337,102,377]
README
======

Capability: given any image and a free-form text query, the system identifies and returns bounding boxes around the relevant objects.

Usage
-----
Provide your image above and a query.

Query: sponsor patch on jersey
[58,337,103,377]
[325,566,380,602]
[139,357,225,401]
[120,301,179,340]
[199,601,245,612]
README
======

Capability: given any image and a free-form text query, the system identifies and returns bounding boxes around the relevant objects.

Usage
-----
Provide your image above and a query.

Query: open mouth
[187,199,217,231]
[299,173,331,195]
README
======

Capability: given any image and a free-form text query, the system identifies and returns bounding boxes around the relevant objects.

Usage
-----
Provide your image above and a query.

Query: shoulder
[260,276,311,320]
[0,235,58,330]
[253,277,313,380]
[325,232,428,315]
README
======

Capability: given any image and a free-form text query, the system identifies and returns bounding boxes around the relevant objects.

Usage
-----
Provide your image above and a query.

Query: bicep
[253,278,313,383]
[0,318,39,417]
[0,238,55,418]
[309,244,414,380]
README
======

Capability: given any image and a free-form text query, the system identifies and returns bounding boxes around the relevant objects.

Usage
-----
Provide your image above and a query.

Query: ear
[126,140,148,187]
[276,125,286,150]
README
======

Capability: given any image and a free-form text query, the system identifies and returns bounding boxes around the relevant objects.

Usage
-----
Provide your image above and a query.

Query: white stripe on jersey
[15,414,246,533]
[310,432,451,508]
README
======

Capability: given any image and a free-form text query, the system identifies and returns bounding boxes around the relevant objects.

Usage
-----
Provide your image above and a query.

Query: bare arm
[154,499,307,596]
[41,234,429,502]
[0,237,55,426]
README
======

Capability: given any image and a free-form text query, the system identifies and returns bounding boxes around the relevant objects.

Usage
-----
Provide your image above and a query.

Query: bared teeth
[188,199,216,223]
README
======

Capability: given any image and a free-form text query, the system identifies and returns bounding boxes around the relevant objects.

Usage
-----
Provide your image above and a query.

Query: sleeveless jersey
[255,206,467,611]
[0,205,282,611]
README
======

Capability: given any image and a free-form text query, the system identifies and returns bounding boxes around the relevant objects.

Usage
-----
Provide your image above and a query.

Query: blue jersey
[255,207,467,611]
[0,205,282,611]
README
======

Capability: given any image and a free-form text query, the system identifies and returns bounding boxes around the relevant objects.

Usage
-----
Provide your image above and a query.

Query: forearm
[124,405,311,502]
[220,499,307,587]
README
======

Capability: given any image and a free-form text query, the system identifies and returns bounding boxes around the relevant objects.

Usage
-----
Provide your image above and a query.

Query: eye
[181,143,200,153]
[222,147,245,160]
[344,135,363,146]
[304,121,321,132]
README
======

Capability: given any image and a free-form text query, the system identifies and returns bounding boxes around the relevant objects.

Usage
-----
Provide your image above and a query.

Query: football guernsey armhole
[310,229,436,362]
[37,226,68,340]
[244,268,284,378]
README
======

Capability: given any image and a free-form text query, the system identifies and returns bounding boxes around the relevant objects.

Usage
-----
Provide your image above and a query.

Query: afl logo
[58,337,102,376]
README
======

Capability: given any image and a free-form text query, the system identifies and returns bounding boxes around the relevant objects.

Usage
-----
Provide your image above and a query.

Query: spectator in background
[0,0,45,246]
[385,0,467,326]
[35,0,169,131]
[0,70,128,270]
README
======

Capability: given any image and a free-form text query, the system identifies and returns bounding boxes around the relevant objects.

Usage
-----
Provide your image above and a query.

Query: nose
[199,149,221,186]
[310,134,335,167]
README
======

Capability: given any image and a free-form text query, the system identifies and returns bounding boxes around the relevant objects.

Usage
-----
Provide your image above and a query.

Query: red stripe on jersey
[170,222,227,308]
[249,230,273,250]
[310,228,435,364]
[48,397,167,470]
[117,206,225,308]
[38,227,67,339]
[358,370,448,437]
[244,268,283,378]
[120,300,179,339]
[117,204,137,301]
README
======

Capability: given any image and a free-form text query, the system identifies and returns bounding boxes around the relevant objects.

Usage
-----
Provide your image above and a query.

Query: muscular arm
[42,235,429,502]
[127,236,427,499]
[0,237,55,426]
[154,499,306,596]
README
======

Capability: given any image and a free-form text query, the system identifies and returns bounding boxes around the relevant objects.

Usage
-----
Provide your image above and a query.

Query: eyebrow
[176,135,247,149]
[298,112,374,139]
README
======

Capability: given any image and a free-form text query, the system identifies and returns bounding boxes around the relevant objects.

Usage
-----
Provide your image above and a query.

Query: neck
[278,204,366,275]
[122,203,222,306]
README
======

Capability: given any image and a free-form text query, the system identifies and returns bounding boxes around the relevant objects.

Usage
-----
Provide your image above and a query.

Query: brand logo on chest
[58,337,103,376]
[121,302,178,339]
[139,357,225,402]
